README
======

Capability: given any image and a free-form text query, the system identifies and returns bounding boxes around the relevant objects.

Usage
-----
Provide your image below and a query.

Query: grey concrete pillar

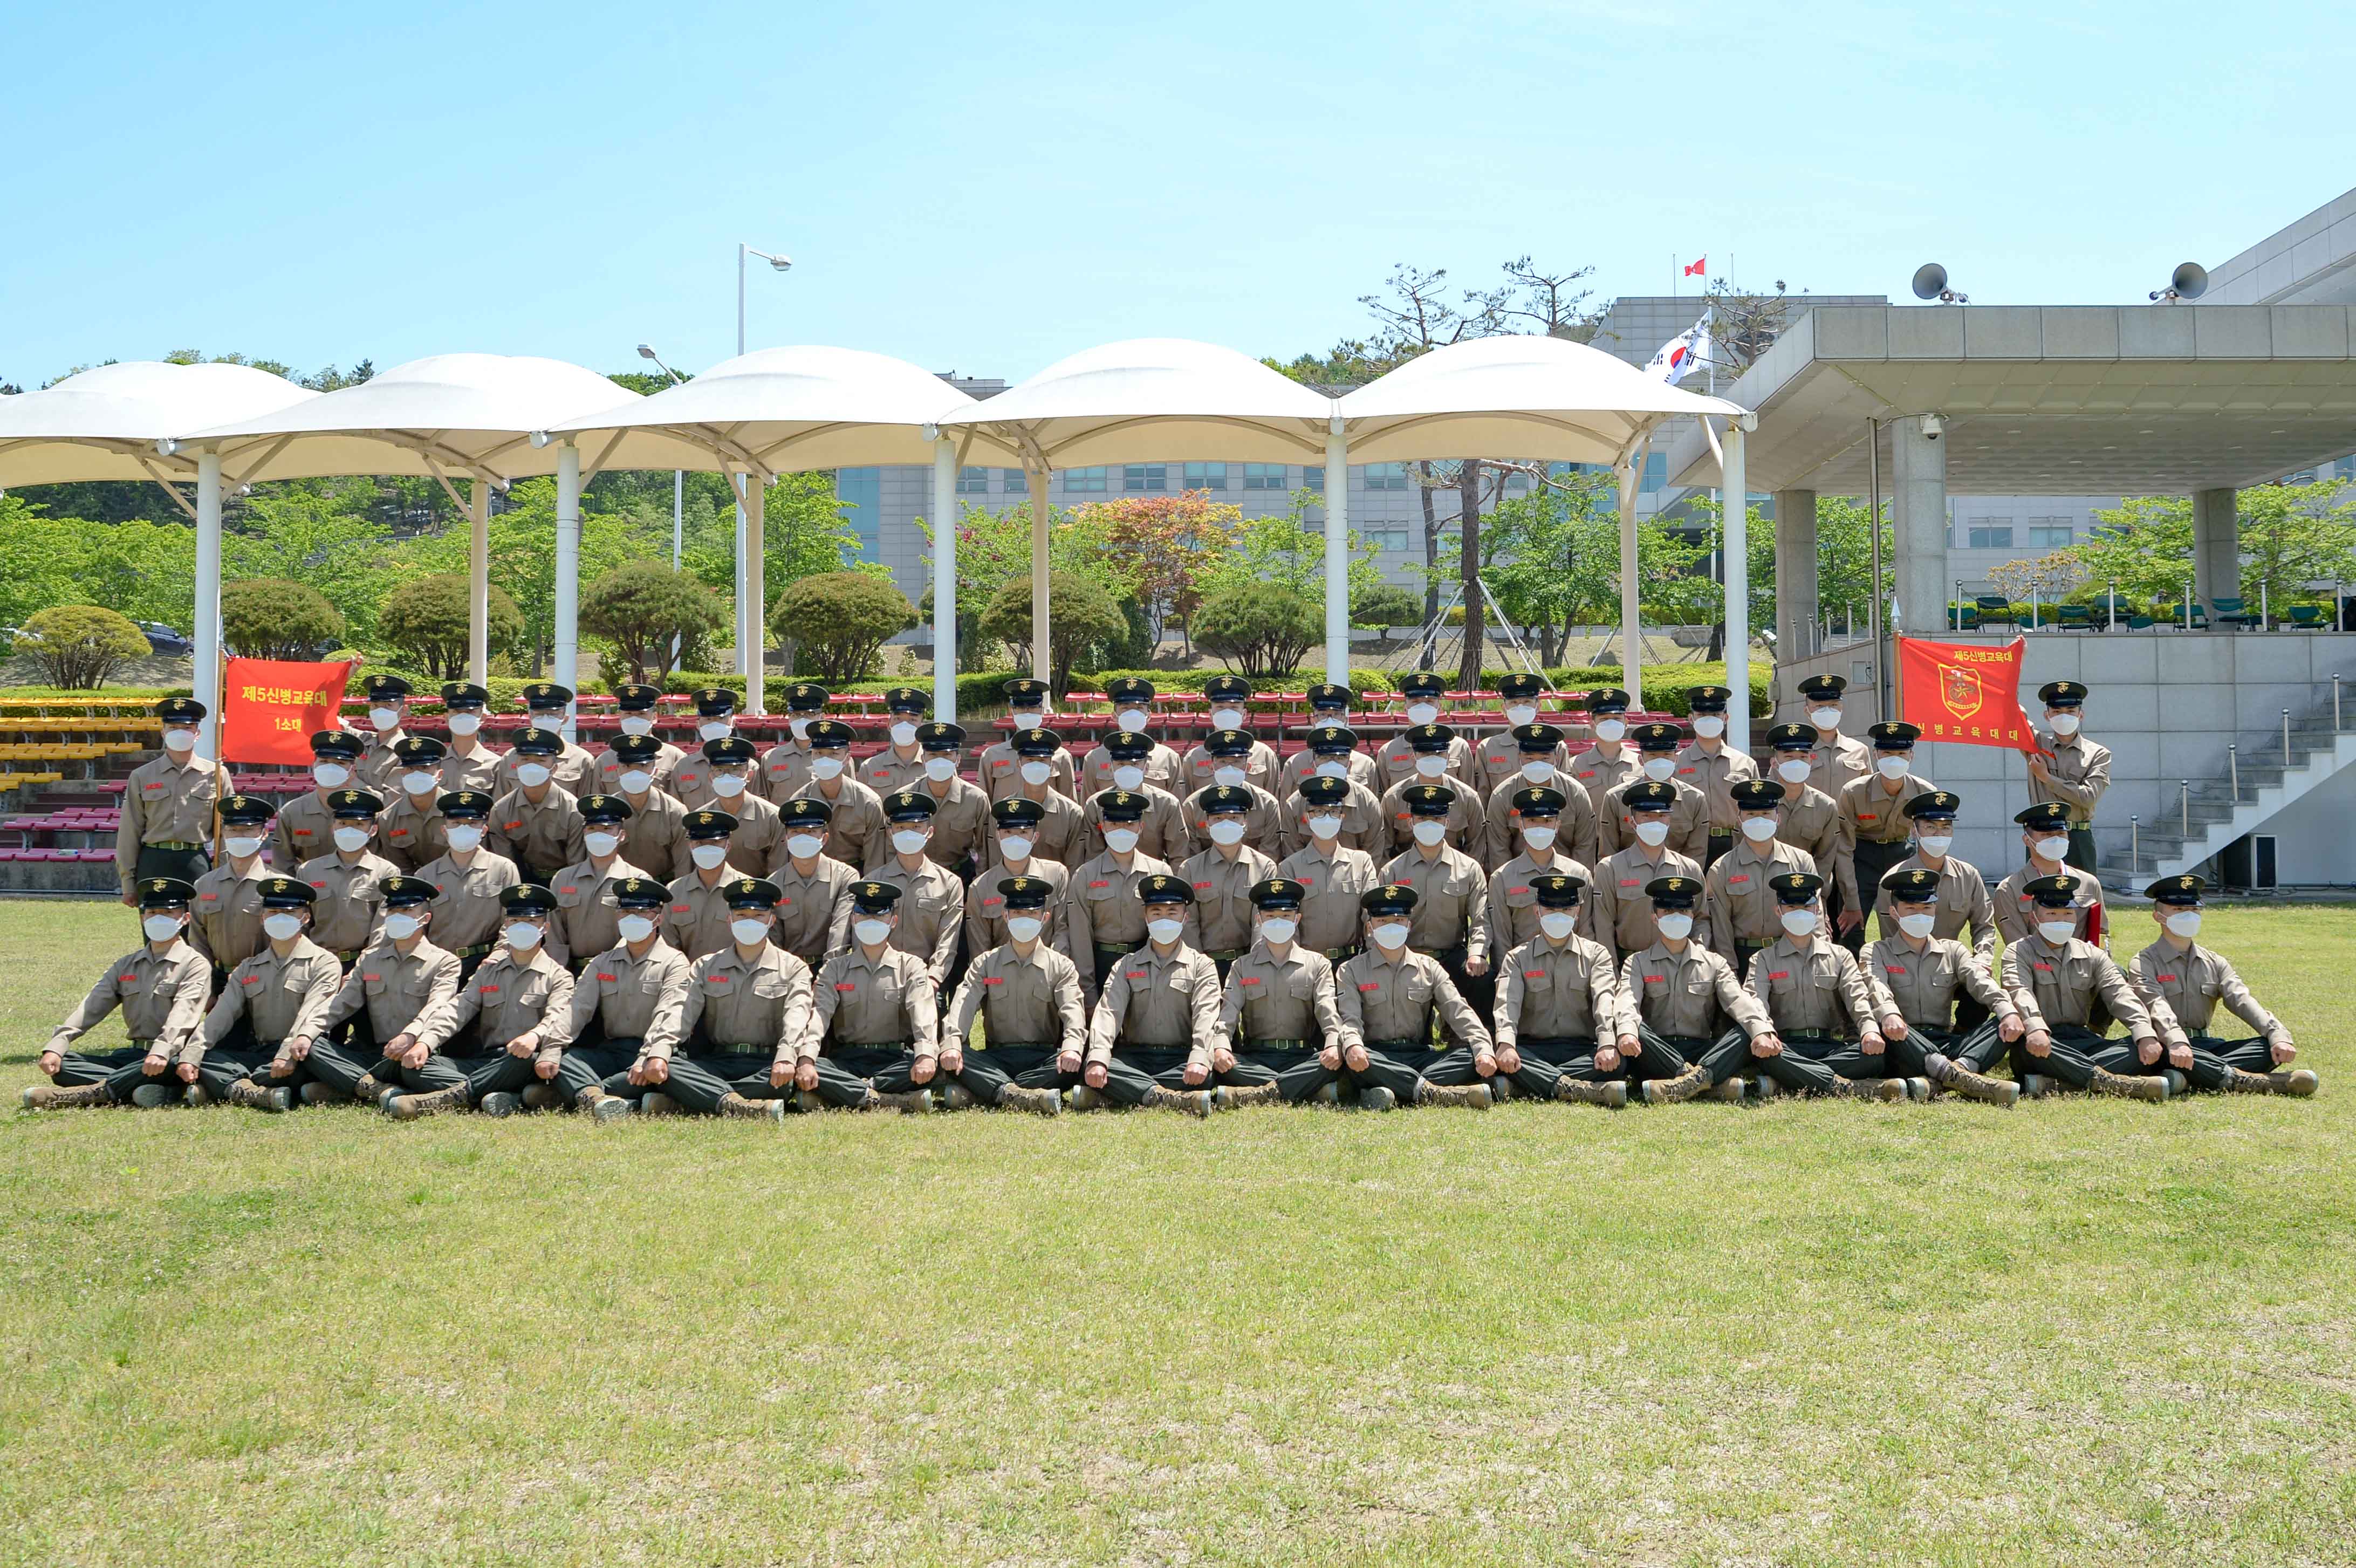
[1773,489,1819,660]
[1891,417,1948,636]
[2193,488,2238,607]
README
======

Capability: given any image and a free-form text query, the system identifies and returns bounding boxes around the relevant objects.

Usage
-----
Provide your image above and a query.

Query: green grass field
[2,898,2351,1566]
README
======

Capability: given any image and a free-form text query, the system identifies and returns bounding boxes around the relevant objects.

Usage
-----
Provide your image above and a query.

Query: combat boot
[795,1089,826,1114]
[1703,1075,1746,1103]
[998,1084,1063,1115]
[1416,1080,1492,1110]
[1066,1085,1106,1112]
[1356,1085,1398,1112]
[1488,1076,1512,1103]
[227,1079,290,1113]
[1830,1076,1908,1103]
[865,1088,932,1113]
[1312,1081,1344,1107]
[298,1082,351,1105]
[1922,1052,2021,1108]
[20,1083,114,1110]
[130,1083,176,1108]
[352,1073,390,1102]
[637,1091,681,1117]
[1553,1078,1627,1108]
[184,1081,215,1107]
[940,1083,978,1111]
[478,1091,523,1117]
[2225,1066,2319,1096]
[520,1084,563,1111]
[2089,1068,2169,1103]
[716,1092,786,1121]
[1642,1063,1710,1105]
[2270,1069,2320,1097]
[1213,1081,1283,1110]
[572,1085,631,1121]
[1752,1076,1780,1102]
[1140,1086,1213,1117]
[389,1084,472,1120]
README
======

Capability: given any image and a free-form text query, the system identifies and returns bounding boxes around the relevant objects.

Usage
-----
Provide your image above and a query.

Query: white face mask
[690,843,731,870]
[2033,836,2070,863]
[1112,765,1146,792]
[1102,827,1140,854]
[1741,816,1778,842]
[333,826,371,853]
[224,834,265,860]
[1208,819,1247,846]
[446,713,483,736]
[1779,908,1819,937]
[1210,707,1245,731]
[583,831,621,859]
[853,917,893,947]
[1116,709,1149,734]
[710,773,747,798]
[1412,819,1449,847]
[2049,713,2081,736]
[1642,757,1676,780]
[161,728,196,752]
[143,914,184,942]
[369,707,402,732]
[1876,755,1909,779]
[1915,833,1954,857]
[620,715,655,737]
[892,828,930,857]
[786,832,826,861]
[1776,758,1812,784]
[1522,824,1557,851]
[787,717,811,740]
[1146,917,1185,943]
[810,756,845,780]
[730,917,771,947]
[1019,761,1053,786]
[2036,919,2078,946]
[263,913,304,941]
[515,763,551,788]
[617,915,658,943]
[312,762,351,789]
[399,770,436,798]
[1259,916,1298,945]
[1371,921,1412,952]
[444,825,484,852]
[1405,702,1440,727]
[618,770,653,795]
[1538,912,1579,940]
[1005,915,1045,943]
[1414,755,1448,778]
[1305,815,1343,841]
[888,721,919,747]
[1504,704,1539,728]
[923,757,958,782]
[1313,759,1347,779]
[383,913,423,941]
[2165,910,2202,938]
[1655,912,1695,941]
[698,720,732,742]
[1633,819,1669,847]
[1898,912,1939,939]
[1213,765,1248,789]
[1520,759,1553,783]
[504,921,544,950]
[997,833,1033,861]
[1692,716,1725,739]
[1810,707,1843,730]
[1592,718,1626,743]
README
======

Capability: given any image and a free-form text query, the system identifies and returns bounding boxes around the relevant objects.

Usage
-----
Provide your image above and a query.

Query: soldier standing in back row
[434,683,505,796]
[1563,688,1643,825]
[24,878,213,1110]
[666,688,743,808]
[2126,874,2317,1096]
[2029,680,2110,874]
[601,683,687,796]
[114,697,226,901]
[494,684,598,798]
[189,795,277,982]
[1673,684,1757,868]
[1475,674,1573,793]
[756,683,830,802]
[1080,678,1187,796]
[980,681,1079,802]
[352,674,417,792]
[1374,675,1479,791]
[1276,688,1379,795]
[1182,676,1280,796]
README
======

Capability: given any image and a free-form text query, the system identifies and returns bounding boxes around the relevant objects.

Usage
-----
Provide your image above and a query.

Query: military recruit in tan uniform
[23,687,2323,1116]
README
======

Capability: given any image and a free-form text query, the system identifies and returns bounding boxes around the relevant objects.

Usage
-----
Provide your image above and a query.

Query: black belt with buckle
[1243,1038,1313,1053]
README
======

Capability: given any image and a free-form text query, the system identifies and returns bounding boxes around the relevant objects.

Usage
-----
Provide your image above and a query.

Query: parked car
[135,621,193,655]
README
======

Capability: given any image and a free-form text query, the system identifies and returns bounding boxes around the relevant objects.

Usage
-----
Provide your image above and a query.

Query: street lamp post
[635,344,689,569]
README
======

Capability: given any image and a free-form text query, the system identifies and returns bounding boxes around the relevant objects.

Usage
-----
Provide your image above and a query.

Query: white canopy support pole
[742,473,767,715]
[930,433,957,720]
[1324,416,1350,684]
[1029,467,1051,683]
[468,475,491,686]
[193,449,224,759]
[553,441,581,734]
[1618,442,1646,705]
[1721,417,1751,752]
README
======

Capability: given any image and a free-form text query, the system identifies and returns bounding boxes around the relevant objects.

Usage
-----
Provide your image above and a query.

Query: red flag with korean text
[221,658,355,765]
[1895,636,2039,754]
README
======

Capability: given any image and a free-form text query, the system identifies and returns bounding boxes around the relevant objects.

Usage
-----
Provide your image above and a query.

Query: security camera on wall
[1921,414,1945,441]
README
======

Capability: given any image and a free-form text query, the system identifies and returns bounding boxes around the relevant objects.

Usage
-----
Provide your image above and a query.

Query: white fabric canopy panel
[0,361,316,488]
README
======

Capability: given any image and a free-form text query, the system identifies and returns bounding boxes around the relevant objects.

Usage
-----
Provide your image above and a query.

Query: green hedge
[1066,664,1769,716]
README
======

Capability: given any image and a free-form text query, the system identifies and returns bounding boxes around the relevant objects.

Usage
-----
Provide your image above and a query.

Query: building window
[1639,452,1667,495]
[1967,519,2013,550]
[1363,462,1408,491]
[1002,469,1029,493]
[1183,461,1228,491]
[956,467,990,495]
[1366,526,1410,552]
[1123,464,1166,492]
[1242,463,1289,490]
[835,467,880,563]
[2028,518,2074,549]
[1303,465,1323,491]
[1063,467,1108,493]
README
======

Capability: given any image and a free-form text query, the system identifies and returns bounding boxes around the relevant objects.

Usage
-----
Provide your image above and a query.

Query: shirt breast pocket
[1503,886,1538,913]
[2199,980,2222,999]
[1285,972,1317,1002]
[1683,973,1711,998]
[1403,974,1434,1006]
[637,968,667,996]
[1440,871,1474,900]
[752,973,792,1001]
[1767,971,1798,996]
[1519,968,1554,994]
[362,975,389,997]
[872,969,904,1003]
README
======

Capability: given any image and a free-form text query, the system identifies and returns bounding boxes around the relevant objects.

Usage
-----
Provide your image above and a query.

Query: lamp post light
[738,244,792,355]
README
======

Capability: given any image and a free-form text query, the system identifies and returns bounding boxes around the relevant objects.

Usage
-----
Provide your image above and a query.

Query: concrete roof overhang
[1665,305,2356,495]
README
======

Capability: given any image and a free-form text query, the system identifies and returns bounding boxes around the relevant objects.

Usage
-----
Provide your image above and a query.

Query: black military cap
[1398,672,1447,698]
[779,797,834,827]
[702,735,759,765]
[613,683,664,710]
[1729,778,1787,810]
[1203,674,1251,701]
[804,719,855,747]
[137,876,197,909]
[155,696,206,722]
[683,809,739,839]
[883,686,928,713]
[439,682,490,707]
[1304,724,1358,754]
[1765,722,1817,750]
[1105,676,1156,703]
[390,735,447,764]
[511,727,564,756]
[721,876,782,910]
[690,687,738,716]
[1797,674,1847,701]
[2146,873,2204,905]
[1096,788,1150,821]
[1405,722,1455,752]
[1198,785,1255,814]
[501,883,559,915]
[1011,726,1061,756]
[1622,780,1677,811]
[998,875,1057,909]
[311,730,365,759]
[1095,731,1153,764]
[1629,720,1682,750]
[850,880,903,912]
[1305,682,1353,708]
[1534,872,1586,907]
[610,732,666,764]
[1510,785,1567,816]
[1296,776,1352,810]
[1360,883,1419,917]
[1402,784,1456,816]
[882,790,937,822]
[1495,672,1545,699]
[1512,722,1564,751]
[2023,872,2083,908]
[577,793,634,825]
[217,793,277,824]
[1003,677,1050,704]
[379,874,437,907]
[522,682,574,709]
[361,674,411,700]
[2015,802,2072,833]
[1250,877,1306,910]
[327,789,383,819]
[258,876,317,908]
[991,797,1045,827]
[783,682,830,713]
[1686,684,1735,713]
[917,721,965,750]
[1203,727,1254,758]
[1138,873,1193,905]
[437,790,495,819]
[1645,874,1702,908]
[1585,687,1632,714]
[1900,790,1961,820]
[1867,721,1922,749]
[1882,867,1943,902]
[1768,871,1825,903]
[2039,680,2090,707]
[610,876,668,909]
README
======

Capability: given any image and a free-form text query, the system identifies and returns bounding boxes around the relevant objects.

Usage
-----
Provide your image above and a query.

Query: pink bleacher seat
[75,848,116,861]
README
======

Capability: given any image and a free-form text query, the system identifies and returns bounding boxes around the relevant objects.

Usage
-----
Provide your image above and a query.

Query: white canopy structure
[180,354,644,728]
[939,339,1337,689]
[1334,336,1753,742]
[547,346,1018,716]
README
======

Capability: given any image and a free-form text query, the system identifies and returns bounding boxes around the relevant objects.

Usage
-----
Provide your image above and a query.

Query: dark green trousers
[1884,1018,2006,1077]
[1539,1033,1686,1088]
[132,844,210,887]
[1017,1046,1172,1105]
[1424,1040,1561,1097]
[50,1043,148,1087]
[2065,829,2099,876]
[1693,1025,1843,1095]
[2005,1022,2111,1088]
[1843,840,1912,953]
[2090,1032,2254,1091]
[811,1044,912,1107]
[553,1040,646,1102]
[1223,1046,1335,1103]
[293,1036,467,1097]
[658,1051,780,1113]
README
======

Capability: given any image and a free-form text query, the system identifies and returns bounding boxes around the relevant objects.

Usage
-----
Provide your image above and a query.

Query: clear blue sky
[5,1,2348,389]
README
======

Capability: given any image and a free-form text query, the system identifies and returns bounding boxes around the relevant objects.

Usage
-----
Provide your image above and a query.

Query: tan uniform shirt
[948,942,1088,1055]
[978,786,1091,872]
[488,785,587,876]
[755,737,811,803]
[1086,940,1223,1065]
[298,850,398,957]
[1869,852,1997,957]
[1080,738,1187,798]
[1673,741,1759,832]
[1379,844,1490,962]
[1179,738,1281,798]
[1063,850,1177,985]
[323,938,462,1045]
[1273,844,1380,957]
[271,790,338,874]
[857,745,928,799]
[1335,947,1490,1054]
[1475,730,1572,793]
[188,859,271,973]
[770,853,859,970]
[1181,782,1288,858]
[1484,851,1600,953]
[1280,777,1389,861]
[977,740,1080,803]
[661,865,759,961]
[1563,744,1644,823]
[48,941,211,1058]
[683,942,816,1065]
[816,943,938,1056]
[1620,942,1770,1041]
[1083,784,1194,865]
[800,775,886,871]
[1373,732,1481,793]
[492,739,597,800]
[1772,783,1844,880]
[1747,937,1878,1038]
[545,857,650,969]
[114,753,224,891]
[1495,933,1633,1050]
[1807,731,1872,800]
[827,855,966,985]
[1862,935,2016,1032]
[1838,771,1938,848]
[874,776,990,873]
[436,741,506,797]
[711,789,783,875]
[1993,864,2107,948]
[1276,746,1379,798]
[2001,933,2153,1038]
[199,938,344,1061]
[422,947,576,1063]
[376,793,449,873]
[965,858,1073,957]
[1179,845,1276,956]
[1480,769,1600,871]
[414,850,522,954]
[1587,844,1708,958]
[1703,839,1819,961]
[1377,777,1485,859]
[569,939,694,1058]
[617,788,691,882]
[1221,944,1341,1049]
[2130,940,2283,1046]
[1596,775,1709,860]
[2030,732,2112,827]
[357,727,416,794]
